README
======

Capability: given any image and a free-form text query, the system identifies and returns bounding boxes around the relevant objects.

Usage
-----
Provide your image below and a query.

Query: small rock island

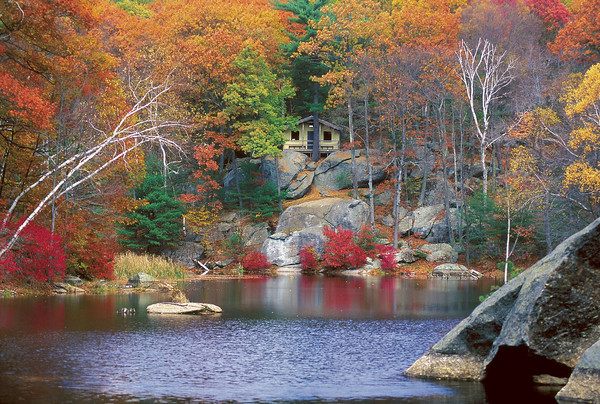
[146,302,222,315]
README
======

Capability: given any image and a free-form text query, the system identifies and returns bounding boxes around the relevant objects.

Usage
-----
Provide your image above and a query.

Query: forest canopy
[0,0,598,280]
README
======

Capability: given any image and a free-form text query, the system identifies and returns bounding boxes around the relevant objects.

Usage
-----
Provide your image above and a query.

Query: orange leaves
[390,0,459,49]
[551,0,600,62]
[0,72,55,130]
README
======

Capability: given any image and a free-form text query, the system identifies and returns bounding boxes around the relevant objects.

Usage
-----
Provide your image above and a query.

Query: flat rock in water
[146,302,222,315]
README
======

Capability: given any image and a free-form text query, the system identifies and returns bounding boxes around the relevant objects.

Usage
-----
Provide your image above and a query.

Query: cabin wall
[284,122,340,152]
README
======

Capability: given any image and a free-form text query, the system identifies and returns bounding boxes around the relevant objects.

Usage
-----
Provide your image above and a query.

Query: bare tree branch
[0,75,185,259]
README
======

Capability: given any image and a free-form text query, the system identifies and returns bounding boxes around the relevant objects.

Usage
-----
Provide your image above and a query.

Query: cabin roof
[297,116,343,132]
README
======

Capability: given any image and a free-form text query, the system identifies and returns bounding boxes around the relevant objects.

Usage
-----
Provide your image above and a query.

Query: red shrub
[0,221,66,281]
[377,244,397,271]
[356,225,380,258]
[299,246,319,271]
[322,226,367,269]
[63,226,117,280]
[241,250,271,271]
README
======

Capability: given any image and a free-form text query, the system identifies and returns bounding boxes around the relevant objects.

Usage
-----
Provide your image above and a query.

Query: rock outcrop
[431,264,477,279]
[127,272,158,288]
[406,216,600,401]
[419,243,458,263]
[262,151,310,190]
[261,198,369,266]
[556,339,600,402]
[313,150,387,191]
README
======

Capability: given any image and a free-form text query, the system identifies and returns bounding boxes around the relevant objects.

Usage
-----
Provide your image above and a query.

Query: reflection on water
[0,276,503,403]
[186,276,493,319]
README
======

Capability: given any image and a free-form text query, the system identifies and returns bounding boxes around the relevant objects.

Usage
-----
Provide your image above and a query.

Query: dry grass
[113,252,187,281]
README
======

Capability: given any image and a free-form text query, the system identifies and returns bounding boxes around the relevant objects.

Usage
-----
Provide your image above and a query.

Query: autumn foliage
[322,226,368,270]
[2,0,600,279]
[241,251,271,271]
[299,246,319,271]
[0,221,66,281]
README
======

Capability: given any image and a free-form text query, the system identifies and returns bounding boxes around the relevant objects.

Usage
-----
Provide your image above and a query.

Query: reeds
[113,252,187,281]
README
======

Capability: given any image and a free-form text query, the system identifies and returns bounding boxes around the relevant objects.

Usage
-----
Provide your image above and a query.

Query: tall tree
[224,46,297,210]
[275,0,329,162]
[300,0,388,198]
[561,64,600,214]
[457,38,516,196]
[118,157,185,254]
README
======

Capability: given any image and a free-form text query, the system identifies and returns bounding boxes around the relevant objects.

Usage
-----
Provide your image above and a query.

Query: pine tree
[118,167,184,254]
[275,0,329,161]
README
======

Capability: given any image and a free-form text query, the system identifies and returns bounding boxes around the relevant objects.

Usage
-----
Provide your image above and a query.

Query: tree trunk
[275,155,282,212]
[228,124,243,209]
[312,82,320,163]
[348,89,358,199]
[437,104,454,244]
[364,96,375,229]
[544,192,552,254]
[480,142,488,197]
[418,106,430,207]
[504,196,511,284]
[394,112,407,248]
[460,109,470,268]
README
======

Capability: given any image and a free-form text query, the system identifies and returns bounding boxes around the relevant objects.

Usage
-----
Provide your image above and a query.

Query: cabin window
[291,131,300,141]
[323,131,332,141]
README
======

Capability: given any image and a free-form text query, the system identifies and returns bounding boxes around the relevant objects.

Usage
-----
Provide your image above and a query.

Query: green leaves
[225,46,297,158]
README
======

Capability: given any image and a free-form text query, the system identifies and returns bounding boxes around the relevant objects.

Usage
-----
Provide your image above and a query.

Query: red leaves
[376,244,397,271]
[61,223,117,280]
[322,226,367,269]
[0,221,66,281]
[299,246,319,271]
[241,250,271,271]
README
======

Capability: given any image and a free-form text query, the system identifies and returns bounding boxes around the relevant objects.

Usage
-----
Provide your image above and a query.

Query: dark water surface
[0,276,553,403]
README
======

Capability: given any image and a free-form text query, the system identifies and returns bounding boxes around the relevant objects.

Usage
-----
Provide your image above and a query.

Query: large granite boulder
[243,223,269,247]
[262,198,369,266]
[262,227,325,266]
[313,150,387,191]
[431,264,476,279]
[406,217,600,392]
[422,174,457,207]
[224,151,309,194]
[405,272,527,380]
[127,272,158,288]
[287,171,314,199]
[406,205,460,244]
[556,339,600,402]
[262,150,309,190]
[419,243,458,263]
[163,242,205,267]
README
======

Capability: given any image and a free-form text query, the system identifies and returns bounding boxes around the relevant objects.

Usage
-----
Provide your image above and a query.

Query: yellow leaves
[563,161,600,202]
[509,146,536,172]
[568,126,600,156]
[184,207,217,229]
[563,64,600,120]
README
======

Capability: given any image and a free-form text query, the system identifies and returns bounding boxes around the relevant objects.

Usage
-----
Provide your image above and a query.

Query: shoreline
[0,268,503,298]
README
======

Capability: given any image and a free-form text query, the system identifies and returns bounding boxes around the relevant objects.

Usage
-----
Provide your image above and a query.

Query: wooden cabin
[283,116,342,159]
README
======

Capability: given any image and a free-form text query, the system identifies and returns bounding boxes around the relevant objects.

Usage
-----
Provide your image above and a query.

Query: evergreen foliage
[224,162,287,218]
[118,161,185,254]
[462,190,540,261]
[275,0,330,116]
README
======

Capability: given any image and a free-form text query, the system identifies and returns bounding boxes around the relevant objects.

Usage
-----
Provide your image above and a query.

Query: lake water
[0,276,556,403]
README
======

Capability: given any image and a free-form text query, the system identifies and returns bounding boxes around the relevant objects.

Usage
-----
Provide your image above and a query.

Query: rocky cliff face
[261,198,370,266]
[405,216,600,402]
